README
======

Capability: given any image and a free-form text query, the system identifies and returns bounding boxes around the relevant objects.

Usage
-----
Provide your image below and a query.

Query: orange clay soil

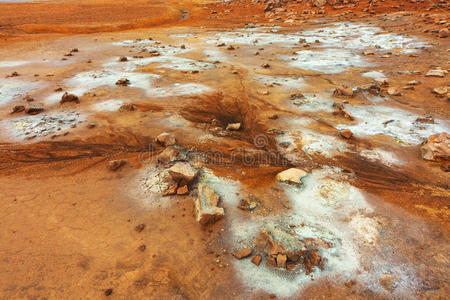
[0,0,449,299]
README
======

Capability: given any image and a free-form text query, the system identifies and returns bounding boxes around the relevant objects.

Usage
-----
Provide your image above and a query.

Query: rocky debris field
[0,0,449,299]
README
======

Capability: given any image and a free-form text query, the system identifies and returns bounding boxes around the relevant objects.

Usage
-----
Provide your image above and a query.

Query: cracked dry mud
[0,0,449,299]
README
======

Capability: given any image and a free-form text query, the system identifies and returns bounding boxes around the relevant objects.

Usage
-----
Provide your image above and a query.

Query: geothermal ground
[0,0,449,299]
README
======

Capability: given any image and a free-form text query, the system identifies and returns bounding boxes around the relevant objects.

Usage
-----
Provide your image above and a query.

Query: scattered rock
[276,168,308,186]
[238,196,258,211]
[60,92,79,104]
[118,103,136,112]
[163,182,178,196]
[425,69,446,78]
[104,288,113,296]
[379,275,396,292]
[276,254,287,268]
[332,102,354,120]
[11,105,25,114]
[119,56,128,62]
[156,132,177,146]
[340,129,353,139]
[168,162,198,185]
[261,63,271,69]
[421,133,450,161]
[439,28,449,38]
[233,248,252,259]
[195,183,224,225]
[432,87,448,95]
[407,80,420,86]
[24,95,34,102]
[108,159,127,171]
[333,86,354,97]
[256,222,326,273]
[158,146,187,164]
[251,255,262,266]
[387,87,401,96]
[177,185,189,195]
[226,123,241,131]
[116,78,130,86]
[135,223,146,232]
[25,105,44,115]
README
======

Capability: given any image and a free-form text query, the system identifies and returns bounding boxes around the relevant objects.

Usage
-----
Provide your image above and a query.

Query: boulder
[195,183,224,225]
[421,133,450,161]
[276,168,308,186]
[168,162,198,184]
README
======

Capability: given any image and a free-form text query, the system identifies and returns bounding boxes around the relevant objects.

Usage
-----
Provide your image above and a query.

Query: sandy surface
[0,0,449,299]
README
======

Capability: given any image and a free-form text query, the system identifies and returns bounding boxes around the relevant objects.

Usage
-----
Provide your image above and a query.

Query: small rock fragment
[251,255,262,266]
[276,168,308,186]
[163,183,178,196]
[226,123,241,131]
[135,224,146,232]
[177,185,189,195]
[118,103,136,111]
[233,248,252,259]
[432,87,448,95]
[276,254,287,268]
[60,92,79,104]
[104,288,113,296]
[332,102,354,120]
[425,69,446,78]
[25,105,44,115]
[387,87,401,96]
[108,159,127,171]
[333,87,354,97]
[116,78,130,86]
[439,28,449,38]
[340,129,353,139]
[156,132,177,146]
[11,105,25,114]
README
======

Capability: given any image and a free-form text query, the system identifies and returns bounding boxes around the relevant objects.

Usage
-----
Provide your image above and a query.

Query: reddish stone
[177,185,189,195]
[276,254,287,268]
[251,255,262,266]
[340,129,353,139]
[233,248,252,259]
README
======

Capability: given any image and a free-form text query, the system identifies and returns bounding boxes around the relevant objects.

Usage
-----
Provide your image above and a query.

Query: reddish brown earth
[0,0,449,299]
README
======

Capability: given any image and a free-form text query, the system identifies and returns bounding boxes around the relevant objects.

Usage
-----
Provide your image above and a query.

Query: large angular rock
[195,183,224,225]
[276,168,308,186]
[168,162,198,184]
[421,133,450,161]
